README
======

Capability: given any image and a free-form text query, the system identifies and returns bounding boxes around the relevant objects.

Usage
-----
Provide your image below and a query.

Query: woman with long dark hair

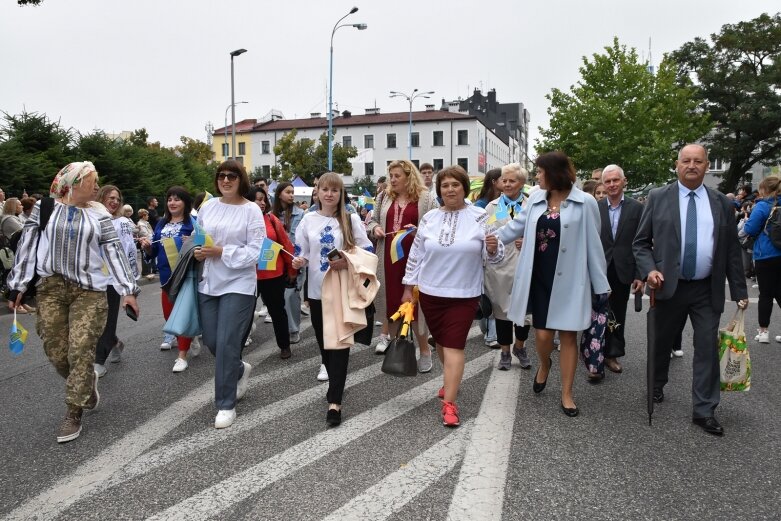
[140,186,196,372]
[272,181,305,344]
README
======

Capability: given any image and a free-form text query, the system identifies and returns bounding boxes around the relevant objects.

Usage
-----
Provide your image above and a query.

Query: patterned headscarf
[50,161,98,200]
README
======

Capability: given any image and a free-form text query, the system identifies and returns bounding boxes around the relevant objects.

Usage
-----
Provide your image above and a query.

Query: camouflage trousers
[36,275,108,411]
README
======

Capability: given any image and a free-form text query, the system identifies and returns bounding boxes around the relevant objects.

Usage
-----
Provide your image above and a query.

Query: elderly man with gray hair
[595,164,644,378]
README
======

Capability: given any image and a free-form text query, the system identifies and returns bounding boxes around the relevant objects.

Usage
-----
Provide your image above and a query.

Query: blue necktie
[682,192,697,280]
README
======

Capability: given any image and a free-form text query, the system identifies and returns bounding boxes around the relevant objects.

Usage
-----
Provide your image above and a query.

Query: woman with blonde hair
[367,159,438,371]
[292,172,374,425]
[93,185,139,377]
[7,162,138,443]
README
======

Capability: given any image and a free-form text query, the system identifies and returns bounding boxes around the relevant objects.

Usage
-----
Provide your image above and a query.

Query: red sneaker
[441,401,460,427]
[437,386,445,400]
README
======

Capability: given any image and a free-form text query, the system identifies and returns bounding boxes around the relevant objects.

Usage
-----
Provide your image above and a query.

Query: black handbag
[474,294,493,320]
[354,302,375,346]
[381,329,417,377]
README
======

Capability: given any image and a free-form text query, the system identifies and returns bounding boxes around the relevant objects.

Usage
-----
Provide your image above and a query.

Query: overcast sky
[0,0,773,154]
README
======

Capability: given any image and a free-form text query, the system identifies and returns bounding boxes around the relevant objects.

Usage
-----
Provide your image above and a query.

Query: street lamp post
[229,48,247,160]
[328,7,367,171]
[390,89,435,160]
[224,101,249,159]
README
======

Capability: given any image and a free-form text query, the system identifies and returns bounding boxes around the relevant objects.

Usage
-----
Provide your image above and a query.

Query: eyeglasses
[217,172,240,182]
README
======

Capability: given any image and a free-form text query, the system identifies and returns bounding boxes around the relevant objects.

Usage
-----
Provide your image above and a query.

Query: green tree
[671,12,781,193]
[272,129,357,184]
[537,38,710,188]
[350,175,376,196]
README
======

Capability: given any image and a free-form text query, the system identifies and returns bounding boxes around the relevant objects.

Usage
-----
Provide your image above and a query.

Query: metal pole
[408,98,413,160]
[328,42,334,170]
[224,106,229,159]
[230,55,236,160]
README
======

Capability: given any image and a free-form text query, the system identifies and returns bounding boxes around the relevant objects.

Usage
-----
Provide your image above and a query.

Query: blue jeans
[198,292,255,410]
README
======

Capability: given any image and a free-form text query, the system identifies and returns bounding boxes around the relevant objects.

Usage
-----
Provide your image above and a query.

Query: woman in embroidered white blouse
[195,160,265,430]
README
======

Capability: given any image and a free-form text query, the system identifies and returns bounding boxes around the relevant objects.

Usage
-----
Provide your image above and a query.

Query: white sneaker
[189,336,201,357]
[254,306,268,319]
[264,315,273,323]
[317,363,329,381]
[214,409,236,429]
[172,358,188,373]
[672,349,684,358]
[375,335,391,354]
[244,336,253,347]
[301,304,310,316]
[94,363,107,378]
[755,330,770,344]
[107,340,124,363]
[289,331,301,344]
[160,341,172,351]
[237,361,252,400]
[776,335,781,343]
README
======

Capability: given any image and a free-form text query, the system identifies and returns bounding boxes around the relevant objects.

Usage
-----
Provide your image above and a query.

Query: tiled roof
[213,111,473,135]
[213,118,258,135]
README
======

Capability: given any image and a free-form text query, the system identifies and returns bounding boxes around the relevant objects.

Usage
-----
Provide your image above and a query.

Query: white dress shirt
[677,181,714,280]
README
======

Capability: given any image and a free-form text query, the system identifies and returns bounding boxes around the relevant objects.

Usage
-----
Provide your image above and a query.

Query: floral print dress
[529,208,560,329]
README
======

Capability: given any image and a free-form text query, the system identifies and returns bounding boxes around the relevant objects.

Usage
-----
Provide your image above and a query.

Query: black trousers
[309,298,350,405]
[257,276,290,349]
[605,262,631,358]
[653,278,721,418]
[755,256,781,327]
[95,286,121,365]
[495,318,530,346]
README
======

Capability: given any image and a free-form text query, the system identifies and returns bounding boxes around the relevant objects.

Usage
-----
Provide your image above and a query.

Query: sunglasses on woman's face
[217,172,239,182]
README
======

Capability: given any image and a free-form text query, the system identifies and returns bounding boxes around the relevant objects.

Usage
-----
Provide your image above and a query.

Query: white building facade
[218,108,520,180]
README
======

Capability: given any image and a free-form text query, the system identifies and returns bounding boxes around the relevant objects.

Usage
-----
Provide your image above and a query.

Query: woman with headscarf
[93,185,139,377]
[7,162,139,443]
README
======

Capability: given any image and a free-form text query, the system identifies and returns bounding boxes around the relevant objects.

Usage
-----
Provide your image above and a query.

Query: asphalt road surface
[0,283,778,520]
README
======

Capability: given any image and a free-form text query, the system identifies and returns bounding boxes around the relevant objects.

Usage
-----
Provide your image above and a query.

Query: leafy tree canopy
[0,111,215,209]
[671,12,781,193]
[537,38,710,188]
[271,129,357,184]
[350,175,376,196]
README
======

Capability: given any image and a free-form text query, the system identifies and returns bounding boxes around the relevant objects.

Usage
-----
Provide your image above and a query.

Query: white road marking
[146,351,494,521]
[322,422,473,521]
[448,350,521,521]
[2,326,311,521]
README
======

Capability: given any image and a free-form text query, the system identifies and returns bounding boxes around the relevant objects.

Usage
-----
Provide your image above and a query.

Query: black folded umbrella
[647,290,656,426]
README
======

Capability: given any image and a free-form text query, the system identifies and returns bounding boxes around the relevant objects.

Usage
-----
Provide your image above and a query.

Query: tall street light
[230,48,247,160]
[224,101,249,159]
[390,89,434,160]
[328,7,367,171]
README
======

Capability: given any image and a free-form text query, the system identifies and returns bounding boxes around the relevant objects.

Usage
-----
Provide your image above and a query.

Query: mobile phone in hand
[327,248,343,261]
[125,305,138,321]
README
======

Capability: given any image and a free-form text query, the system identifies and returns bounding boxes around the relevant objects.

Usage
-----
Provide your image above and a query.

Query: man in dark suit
[597,164,644,376]
[633,144,748,436]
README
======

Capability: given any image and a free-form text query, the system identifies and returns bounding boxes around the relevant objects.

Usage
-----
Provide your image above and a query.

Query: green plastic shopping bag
[719,308,751,391]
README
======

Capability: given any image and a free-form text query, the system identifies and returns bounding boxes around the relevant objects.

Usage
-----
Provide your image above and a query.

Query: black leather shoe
[533,357,552,394]
[561,403,579,417]
[326,408,342,427]
[587,373,604,384]
[652,388,664,403]
[692,416,724,436]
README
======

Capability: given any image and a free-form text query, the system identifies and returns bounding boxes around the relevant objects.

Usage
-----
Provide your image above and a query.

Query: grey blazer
[632,182,747,312]
[598,196,643,284]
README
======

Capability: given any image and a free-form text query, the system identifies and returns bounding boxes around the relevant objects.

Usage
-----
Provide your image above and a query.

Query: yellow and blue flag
[389,227,416,263]
[199,191,213,209]
[162,236,184,270]
[9,312,28,355]
[487,200,510,225]
[258,237,283,271]
[192,221,214,247]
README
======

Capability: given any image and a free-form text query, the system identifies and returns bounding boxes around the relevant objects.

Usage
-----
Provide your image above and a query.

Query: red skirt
[418,292,479,350]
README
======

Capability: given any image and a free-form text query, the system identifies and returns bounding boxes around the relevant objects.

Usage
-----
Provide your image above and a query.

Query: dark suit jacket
[599,196,643,285]
[633,182,748,313]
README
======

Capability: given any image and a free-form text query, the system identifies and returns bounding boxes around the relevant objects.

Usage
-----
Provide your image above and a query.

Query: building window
[412,159,420,168]
[411,132,420,148]
[386,133,397,148]
[386,160,393,166]
[457,130,468,146]
[221,143,229,157]
[433,159,444,171]
[261,141,270,154]
[343,136,352,148]
[365,163,374,177]
[433,130,444,147]
[235,156,244,165]
[710,158,724,171]
[238,142,246,156]
[262,165,271,175]
[364,134,374,149]
[457,158,468,171]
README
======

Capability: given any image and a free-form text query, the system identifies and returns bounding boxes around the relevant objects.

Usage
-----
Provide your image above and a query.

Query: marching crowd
[3,142,780,443]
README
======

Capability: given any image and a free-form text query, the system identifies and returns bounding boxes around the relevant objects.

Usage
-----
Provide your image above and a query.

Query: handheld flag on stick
[389,227,416,263]
[258,238,283,271]
[487,200,510,225]
[162,236,184,270]
[192,222,214,247]
[199,191,213,209]
[9,309,28,355]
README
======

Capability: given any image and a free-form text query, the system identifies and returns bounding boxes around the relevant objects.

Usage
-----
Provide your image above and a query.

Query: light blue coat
[496,187,610,331]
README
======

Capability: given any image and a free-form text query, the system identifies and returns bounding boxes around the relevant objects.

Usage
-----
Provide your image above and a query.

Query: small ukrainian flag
[258,238,283,271]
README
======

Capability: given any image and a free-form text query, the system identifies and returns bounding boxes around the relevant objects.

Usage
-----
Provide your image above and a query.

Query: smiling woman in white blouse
[195,160,265,430]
